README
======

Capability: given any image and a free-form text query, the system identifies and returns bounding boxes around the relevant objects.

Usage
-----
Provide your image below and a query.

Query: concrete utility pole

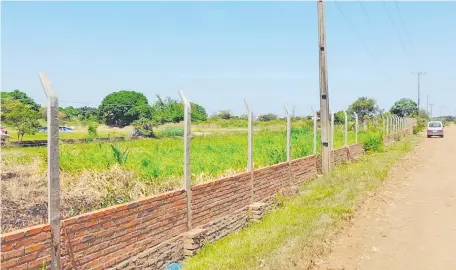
[426,95,429,116]
[429,103,433,118]
[317,0,331,173]
[412,72,426,115]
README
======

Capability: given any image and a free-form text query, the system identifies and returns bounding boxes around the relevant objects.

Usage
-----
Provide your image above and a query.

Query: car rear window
[428,122,442,128]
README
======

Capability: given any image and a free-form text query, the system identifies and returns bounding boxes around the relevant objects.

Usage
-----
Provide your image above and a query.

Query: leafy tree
[1,99,40,141]
[334,111,346,124]
[1,90,40,111]
[62,106,80,119]
[348,97,379,121]
[78,106,99,120]
[150,96,184,124]
[258,113,278,122]
[191,103,208,122]
[99,91,148,126]
[390,98,418,117]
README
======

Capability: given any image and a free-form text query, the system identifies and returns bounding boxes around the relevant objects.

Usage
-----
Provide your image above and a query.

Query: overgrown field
[1,123,373,233]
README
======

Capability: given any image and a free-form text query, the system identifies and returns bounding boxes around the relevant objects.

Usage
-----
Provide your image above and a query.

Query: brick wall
[316,144,364,173]
[1,190,187,269]
[1,224,51,269]
[191,172,251,228]
[2,144,368,270]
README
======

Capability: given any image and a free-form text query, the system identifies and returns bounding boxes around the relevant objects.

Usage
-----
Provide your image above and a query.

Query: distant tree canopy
[211,110,233,120]
[1,99,40,141]
[348,97,379,121]
[390,98,418,117]
[99,90,149,126]
[1,90,41,111]
[258,113,278,122]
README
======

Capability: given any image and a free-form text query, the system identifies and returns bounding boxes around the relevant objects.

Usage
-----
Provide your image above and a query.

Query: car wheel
[441,135,444,138]
[427,135,431,138]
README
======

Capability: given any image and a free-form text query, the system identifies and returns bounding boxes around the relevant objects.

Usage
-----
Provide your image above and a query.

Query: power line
[382,1,411,63]
[394,1,416,58]
[333,1,392,80]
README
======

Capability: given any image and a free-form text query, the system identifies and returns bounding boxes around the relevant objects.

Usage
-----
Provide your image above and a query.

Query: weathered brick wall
[1,190,187,269]
[332,147,349,166]
[59,190,187,269]
[316,144,363,173]
[348,143,364,158]
[1,224,51,269]
[291,156,318,185]
[253,162,289,201]
[110,235,184,270]
[191,172,251,228]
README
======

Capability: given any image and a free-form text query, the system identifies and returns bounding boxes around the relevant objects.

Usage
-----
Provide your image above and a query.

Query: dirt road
[315,126,456,270]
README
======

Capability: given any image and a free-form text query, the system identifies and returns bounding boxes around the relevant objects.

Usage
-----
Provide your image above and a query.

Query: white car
[427,121,444,138]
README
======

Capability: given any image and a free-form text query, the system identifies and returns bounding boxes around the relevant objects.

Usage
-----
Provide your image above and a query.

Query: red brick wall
[291,156,318,185]
[1,224,51,269]
[253,162,289,201]
[191,172,251,228]
[348,143,364,158]
[1,190,187,269]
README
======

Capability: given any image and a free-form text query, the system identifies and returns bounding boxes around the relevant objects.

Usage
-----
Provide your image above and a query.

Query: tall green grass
[2,124,376,184]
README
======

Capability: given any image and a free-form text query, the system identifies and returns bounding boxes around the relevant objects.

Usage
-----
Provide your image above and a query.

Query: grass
[2,127,358,182]
[183,136,418,270]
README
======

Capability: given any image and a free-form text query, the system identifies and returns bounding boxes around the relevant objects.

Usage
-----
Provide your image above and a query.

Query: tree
[334,111,346,124]
[258,113,278,122]
[1,99,40,141]
[348,97,379,121]
[212,110,233,120]
[62,106,80,120]
[390,98,418,117]
[191,103,208,122]
[78,106,99,121]
[99,91,148,126]
[1,90,40,111]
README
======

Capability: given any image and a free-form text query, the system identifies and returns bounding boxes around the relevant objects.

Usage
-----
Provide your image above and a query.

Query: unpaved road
[315,125,456,270]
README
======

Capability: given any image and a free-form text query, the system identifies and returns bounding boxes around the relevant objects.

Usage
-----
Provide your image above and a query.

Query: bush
[413,117,426,134]
[88,124,98,138]
[156,127,184,138]
[132,117,157,138]
[362,133,384,152]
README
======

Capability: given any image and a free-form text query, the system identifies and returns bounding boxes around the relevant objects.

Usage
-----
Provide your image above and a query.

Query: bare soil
[314,125,456,270]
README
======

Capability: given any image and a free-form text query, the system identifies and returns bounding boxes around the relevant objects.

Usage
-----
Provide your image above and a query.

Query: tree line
[1,88,430,141]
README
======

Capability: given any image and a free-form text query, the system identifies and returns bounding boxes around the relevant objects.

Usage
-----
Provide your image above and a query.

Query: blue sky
[1,1,455,117]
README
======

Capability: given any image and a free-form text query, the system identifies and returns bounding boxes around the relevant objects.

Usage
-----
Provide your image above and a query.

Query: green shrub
[362,133,384,152]
[88,124,98,137]
[413,117,426,134]
[156,127,184,138]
